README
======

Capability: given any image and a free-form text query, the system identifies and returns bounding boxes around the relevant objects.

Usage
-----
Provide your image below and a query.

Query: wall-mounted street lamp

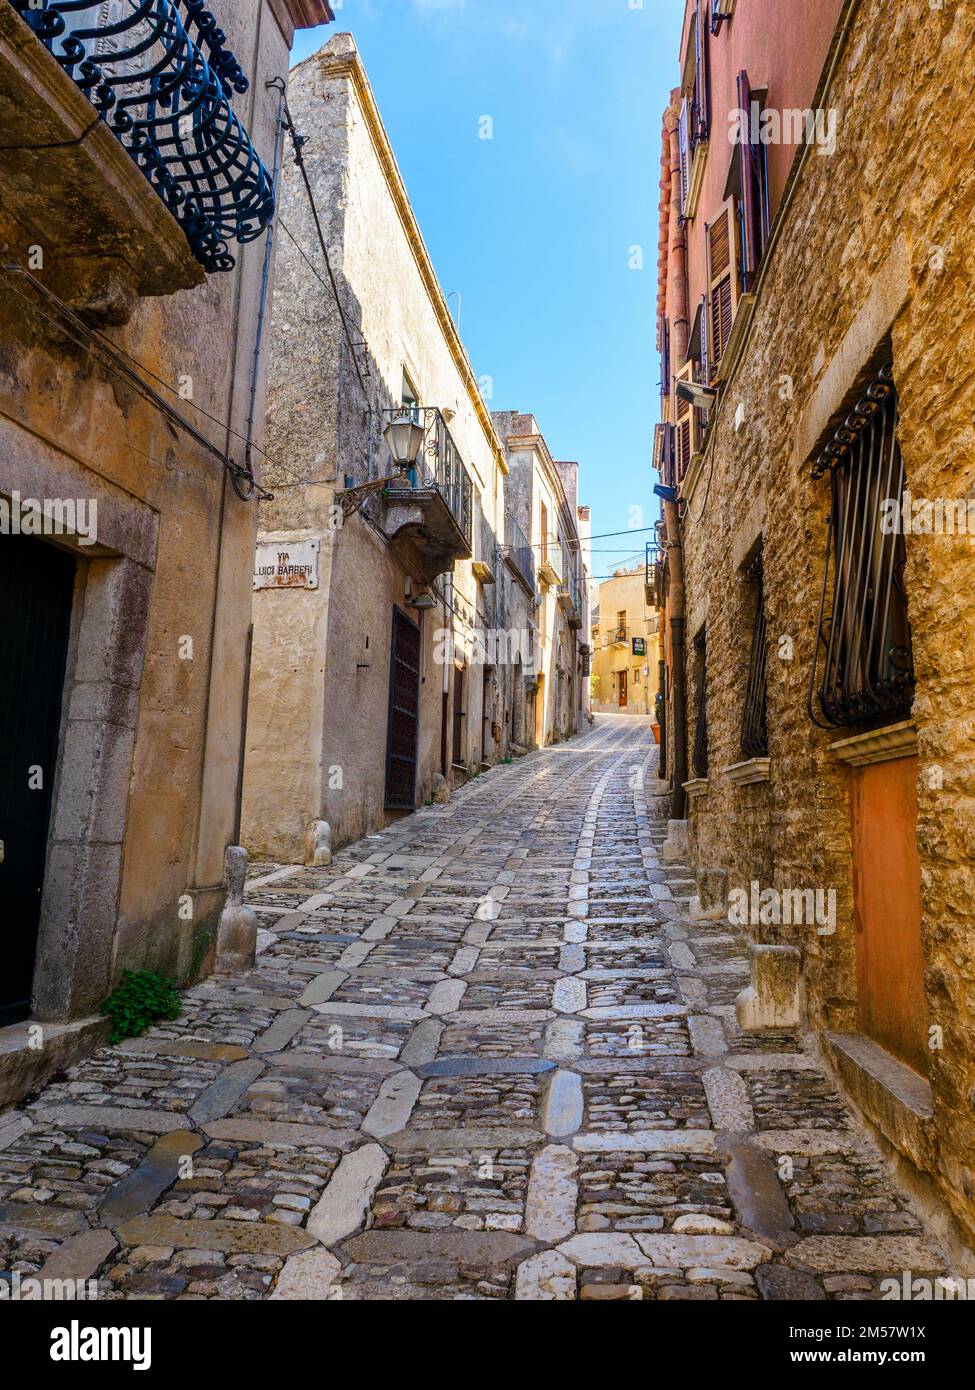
[407,590,438,611]
[675,379,717,410]
[383,410,426,469]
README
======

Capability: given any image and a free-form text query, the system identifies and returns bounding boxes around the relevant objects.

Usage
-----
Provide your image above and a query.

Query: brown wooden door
[618,669,628,709]
[452,665,465,766]
[849,754,928,1074]
[384,607,421,811]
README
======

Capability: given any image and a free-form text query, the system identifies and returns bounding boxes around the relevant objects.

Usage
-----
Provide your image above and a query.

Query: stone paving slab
[0,717,951,1301]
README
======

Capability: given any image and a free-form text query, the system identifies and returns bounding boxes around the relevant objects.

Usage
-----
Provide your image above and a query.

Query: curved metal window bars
[808,364,916,730]
[740,550,768,759]
[11,0,275,272]
[692,628,709,779]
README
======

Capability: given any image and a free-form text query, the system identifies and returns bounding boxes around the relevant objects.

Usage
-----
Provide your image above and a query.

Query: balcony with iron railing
[382,406,474,584]
[538,535,563,589]
[646,539,664,608]
[503,513,536,597]
[1,1,276,320]
[558,564,584,629]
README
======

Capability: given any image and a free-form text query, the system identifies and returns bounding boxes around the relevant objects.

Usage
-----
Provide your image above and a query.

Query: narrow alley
[0,718,946,1302]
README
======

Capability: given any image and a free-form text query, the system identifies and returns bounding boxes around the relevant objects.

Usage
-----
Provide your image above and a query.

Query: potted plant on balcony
[652,689,663,744]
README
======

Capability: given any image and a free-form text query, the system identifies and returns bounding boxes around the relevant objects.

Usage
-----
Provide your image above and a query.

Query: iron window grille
[692,628,709,778]
[740,550,768,758]
[808,363,915,730]
[12,0,275,273]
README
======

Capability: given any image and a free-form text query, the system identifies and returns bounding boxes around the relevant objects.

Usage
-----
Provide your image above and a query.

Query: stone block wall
[675,0,975,1240]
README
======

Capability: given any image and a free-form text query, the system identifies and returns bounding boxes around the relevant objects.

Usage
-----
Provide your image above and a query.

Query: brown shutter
[678,98,690,215]
[706,202,738,377]
[674,361,698,482]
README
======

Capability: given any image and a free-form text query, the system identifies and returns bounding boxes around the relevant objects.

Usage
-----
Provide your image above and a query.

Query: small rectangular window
[692,629,709,778]
[741,550,769,758]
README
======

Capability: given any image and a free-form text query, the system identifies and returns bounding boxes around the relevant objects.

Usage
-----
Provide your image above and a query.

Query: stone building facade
[653,0,975,1254]
[591,568,661,721]
[241,35,512,863]
[492,412,591,747]
[0,0,332,1101]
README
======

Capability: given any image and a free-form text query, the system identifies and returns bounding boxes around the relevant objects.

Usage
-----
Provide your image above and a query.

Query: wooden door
[452,665,465,766]
[618,669,628,709]
[849,755,928,1074]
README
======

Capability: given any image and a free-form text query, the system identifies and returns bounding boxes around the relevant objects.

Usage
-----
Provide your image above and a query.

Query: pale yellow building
[591,568,661,721]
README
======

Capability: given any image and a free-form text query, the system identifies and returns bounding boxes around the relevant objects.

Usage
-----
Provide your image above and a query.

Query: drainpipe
[665,96,689,820]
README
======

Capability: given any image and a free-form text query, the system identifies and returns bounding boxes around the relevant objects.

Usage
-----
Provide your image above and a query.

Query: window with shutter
[678,99,690,216]
[705,202,738,380]
[693,2,709,143]
[673,361,700,483]
[736,70,770,291]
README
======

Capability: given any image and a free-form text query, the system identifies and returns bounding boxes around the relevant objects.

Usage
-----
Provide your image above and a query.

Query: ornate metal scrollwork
[11,0,275,273]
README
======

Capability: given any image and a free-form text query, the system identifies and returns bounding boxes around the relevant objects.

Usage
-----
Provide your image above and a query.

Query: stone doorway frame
[1,423,158,1024]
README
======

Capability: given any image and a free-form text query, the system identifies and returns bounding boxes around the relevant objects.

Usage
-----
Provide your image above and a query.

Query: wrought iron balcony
[10,0,275,273]
[503,514,536,596]
[382,406,474,584]
[538,537,563,588]
[558,566,583,628]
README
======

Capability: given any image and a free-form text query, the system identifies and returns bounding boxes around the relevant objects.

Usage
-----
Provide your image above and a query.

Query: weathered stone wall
[0,0,298,1015]
[243,35,509,858]
[674,0,975,1239]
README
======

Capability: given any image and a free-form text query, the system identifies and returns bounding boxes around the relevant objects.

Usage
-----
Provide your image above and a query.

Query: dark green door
[0,536,76,1025]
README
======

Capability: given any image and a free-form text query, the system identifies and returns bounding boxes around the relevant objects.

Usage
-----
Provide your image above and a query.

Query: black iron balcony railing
[12,0,275,273]
[383,406,474,548]
[646,541,661,592]
[564,565,581,615]
[504,514,536,593]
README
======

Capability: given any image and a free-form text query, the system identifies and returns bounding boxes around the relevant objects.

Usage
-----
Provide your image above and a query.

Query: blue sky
[292,0,682,581]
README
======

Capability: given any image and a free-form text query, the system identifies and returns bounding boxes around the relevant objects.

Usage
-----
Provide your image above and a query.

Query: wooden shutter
[694,3,709,141]
[674,361,697,483]
[739,71,767,289]
[705,201,737,378]
[678,98,690,215]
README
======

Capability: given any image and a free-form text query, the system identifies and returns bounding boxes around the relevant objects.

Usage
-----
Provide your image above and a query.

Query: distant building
[241,34,512,863]
[591,570,661,721]
[492,413,590,746]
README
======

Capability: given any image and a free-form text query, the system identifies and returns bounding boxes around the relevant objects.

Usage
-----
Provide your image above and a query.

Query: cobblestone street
[0,718,948,1301]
